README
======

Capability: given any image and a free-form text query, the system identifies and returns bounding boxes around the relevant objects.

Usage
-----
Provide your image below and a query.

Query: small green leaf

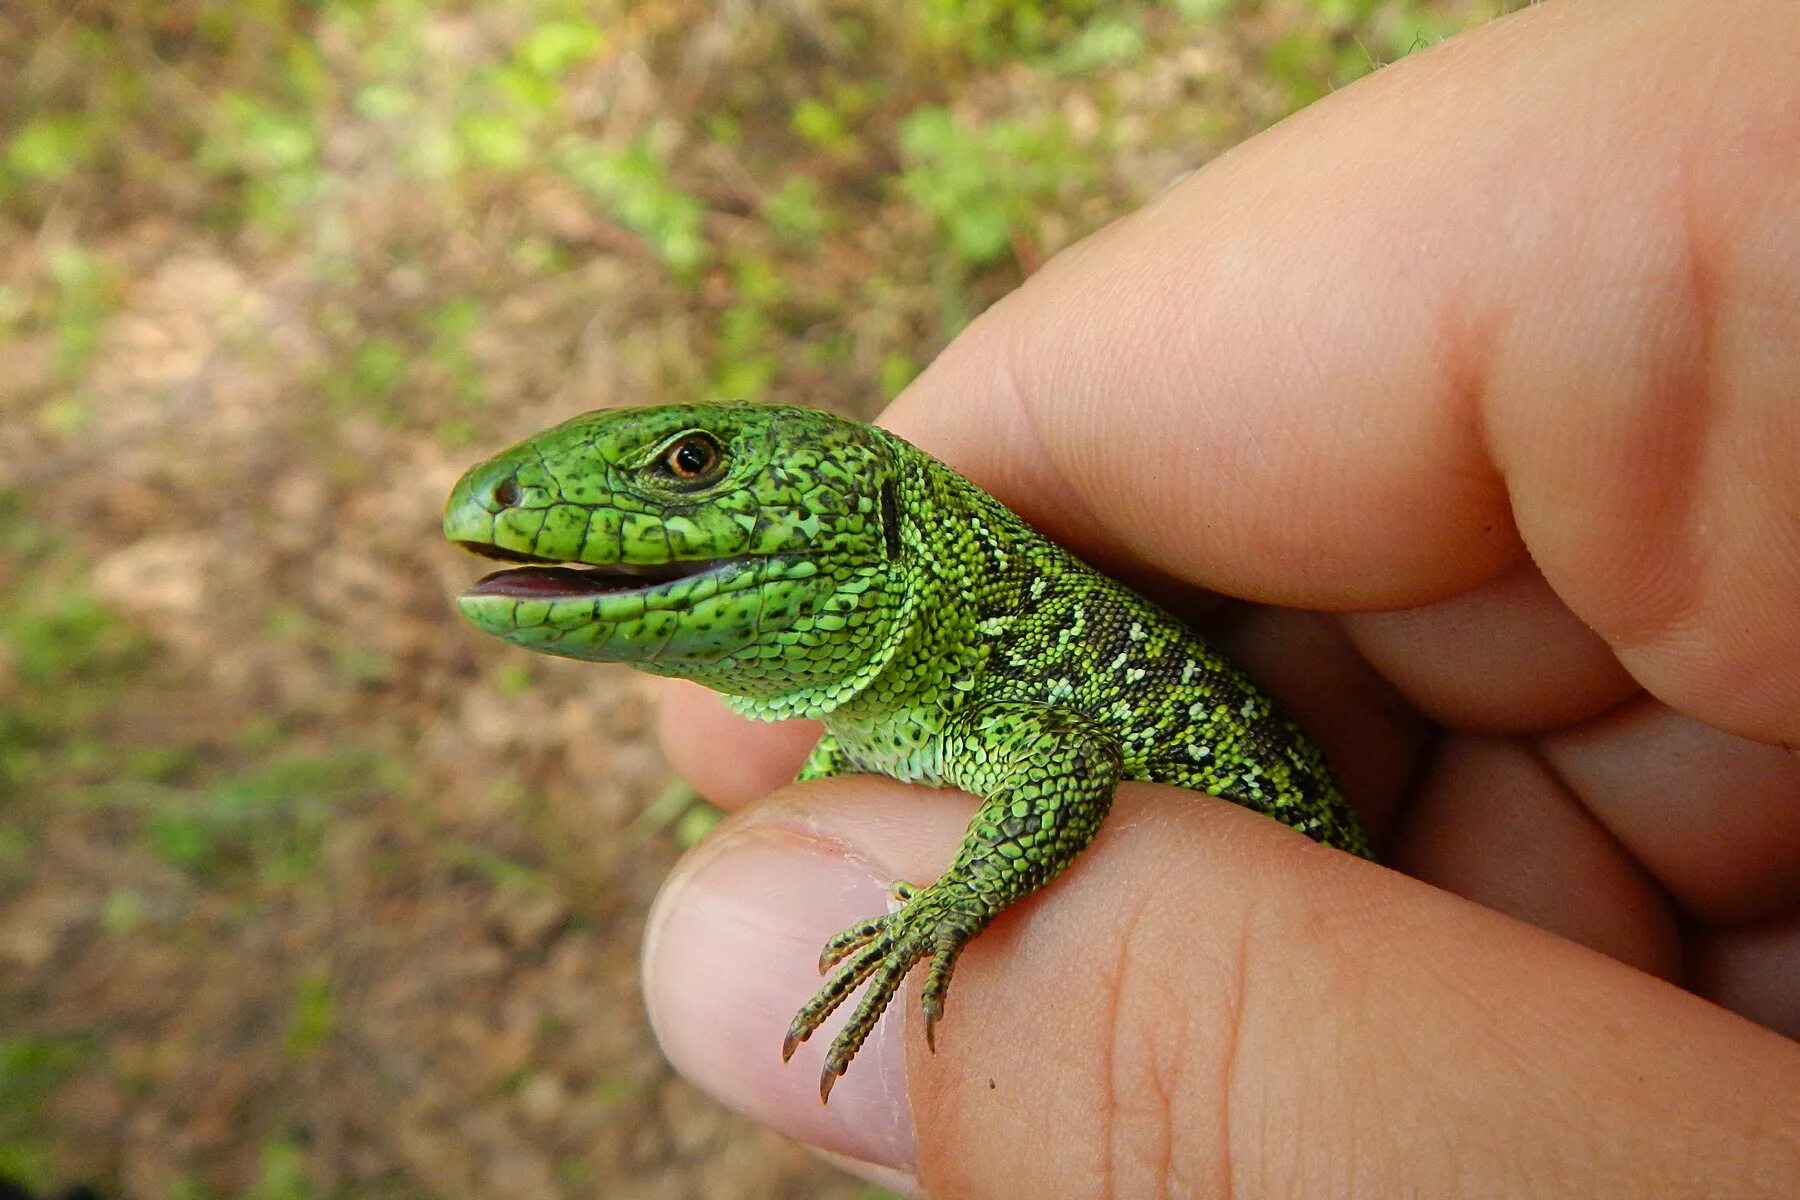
[763,176,828,245]
[948,206,1012,265]
[792,97,851,151]
[517,19,604,77]
[354,82,414,120]
[6,115,98,181]
[458,113,533,170]
[1044,15,1144,75]
[285,972,336,1059]
[880,352,919,398]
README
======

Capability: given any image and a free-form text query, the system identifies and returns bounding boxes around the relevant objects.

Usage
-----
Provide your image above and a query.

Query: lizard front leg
[783,704,1122,1101]
[795,730,850,782]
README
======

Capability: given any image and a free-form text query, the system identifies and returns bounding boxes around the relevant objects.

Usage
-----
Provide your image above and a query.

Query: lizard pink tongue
[466,566,609,600]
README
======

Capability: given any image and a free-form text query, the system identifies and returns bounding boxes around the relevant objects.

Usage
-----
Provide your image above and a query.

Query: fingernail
[642,820,918,1178]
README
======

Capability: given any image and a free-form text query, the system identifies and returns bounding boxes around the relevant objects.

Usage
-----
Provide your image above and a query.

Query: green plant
[899,106,1088,267]
[426,296,487,408]
[138,751,399,886]
[0,496,154,802]
[284,972,337,1059]
[46,246,112,381]
[880,351,920,398]
[708,256,785,400]
[4,115,101,183]
[195,89,322,231]
[557,137,712,280]
[1042,13,1146,74]
[0,1035,97,1189]
[914,0,1123,63]
[762,176,831,247]
[245,1137,318,1200]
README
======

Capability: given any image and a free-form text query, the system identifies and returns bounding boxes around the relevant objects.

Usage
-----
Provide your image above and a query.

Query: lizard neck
[812,434,1026,730]
[695,431,936,722]
[703,428,1040,726]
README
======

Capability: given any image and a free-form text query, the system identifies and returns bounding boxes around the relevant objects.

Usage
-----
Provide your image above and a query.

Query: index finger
[883,0,1800,744]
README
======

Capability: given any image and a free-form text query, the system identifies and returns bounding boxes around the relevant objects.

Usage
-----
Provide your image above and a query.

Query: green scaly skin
[443,402,1372,1101]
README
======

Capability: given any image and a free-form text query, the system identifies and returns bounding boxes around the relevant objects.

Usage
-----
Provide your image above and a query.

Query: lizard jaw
[463,560,741,601]
[452,544,823,667]
[453,540,742,602]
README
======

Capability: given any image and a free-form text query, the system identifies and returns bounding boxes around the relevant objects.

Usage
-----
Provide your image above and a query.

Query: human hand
[643,0,1800,1194]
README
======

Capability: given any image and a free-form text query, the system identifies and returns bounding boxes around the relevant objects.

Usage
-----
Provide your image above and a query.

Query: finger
[1540,697,1800,924]
[1340,564,1641,734]
[642,778,1800,1198]
[653,679,818,810]
[882,0,1800,746]
[1690,907,1800,1041]
[1390,733,1682,978]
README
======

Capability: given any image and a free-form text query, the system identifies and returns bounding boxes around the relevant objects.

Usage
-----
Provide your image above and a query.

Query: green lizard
[444,402,1373,1101]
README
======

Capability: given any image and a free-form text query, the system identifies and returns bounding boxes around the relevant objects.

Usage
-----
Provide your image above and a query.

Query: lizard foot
[781,881,979,1102]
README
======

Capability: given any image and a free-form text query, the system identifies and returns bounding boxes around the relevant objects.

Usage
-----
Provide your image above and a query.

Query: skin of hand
[640,0,1800,1195]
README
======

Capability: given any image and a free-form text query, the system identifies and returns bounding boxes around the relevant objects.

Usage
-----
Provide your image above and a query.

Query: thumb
[642,778,1800,1198]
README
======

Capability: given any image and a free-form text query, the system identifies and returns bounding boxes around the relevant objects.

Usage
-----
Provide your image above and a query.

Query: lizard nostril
[491,478,522,508]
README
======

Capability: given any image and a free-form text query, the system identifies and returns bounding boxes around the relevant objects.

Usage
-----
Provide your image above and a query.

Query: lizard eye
[661,433,724,482]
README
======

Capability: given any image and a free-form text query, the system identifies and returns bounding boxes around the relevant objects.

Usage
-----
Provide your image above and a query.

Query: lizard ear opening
[880,479,902,560]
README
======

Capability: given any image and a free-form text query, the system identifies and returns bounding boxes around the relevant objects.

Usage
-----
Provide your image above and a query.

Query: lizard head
[443,403,908,708]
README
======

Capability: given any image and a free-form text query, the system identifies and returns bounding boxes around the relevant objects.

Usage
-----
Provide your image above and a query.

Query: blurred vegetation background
[1,1,1520,1197]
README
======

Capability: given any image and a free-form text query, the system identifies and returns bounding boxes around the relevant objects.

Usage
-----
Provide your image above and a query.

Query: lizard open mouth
[455,541,739,600]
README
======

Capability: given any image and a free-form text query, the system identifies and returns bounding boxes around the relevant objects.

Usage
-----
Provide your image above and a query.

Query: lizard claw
[815,881,922,973]
[783,885,983,1100]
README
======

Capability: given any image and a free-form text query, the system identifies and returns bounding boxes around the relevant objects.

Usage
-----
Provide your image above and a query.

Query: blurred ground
[0,2,1518,1197]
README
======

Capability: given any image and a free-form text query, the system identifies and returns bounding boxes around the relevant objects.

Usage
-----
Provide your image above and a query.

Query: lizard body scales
[444,402,1371,1099]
